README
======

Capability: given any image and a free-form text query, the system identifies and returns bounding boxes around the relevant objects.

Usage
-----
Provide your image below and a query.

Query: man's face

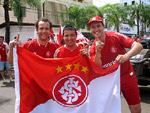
[0,38,4,44]
[90,21,105,39]
[36,21,50,41]
[63,30,77,47]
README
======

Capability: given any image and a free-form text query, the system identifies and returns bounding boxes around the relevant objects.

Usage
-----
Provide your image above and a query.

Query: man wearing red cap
[88,16,143,113]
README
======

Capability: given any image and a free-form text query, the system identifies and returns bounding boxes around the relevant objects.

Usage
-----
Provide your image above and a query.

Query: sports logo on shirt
[46,51,51,57]
[33,52,37,55]
[111,47,117,53]
[53,75,88,107]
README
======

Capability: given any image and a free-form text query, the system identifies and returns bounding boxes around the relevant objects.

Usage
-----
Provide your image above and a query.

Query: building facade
[120,0,150,37]
[120,0,150,6]
[41,0,92,26]
[0,0,40,42]
[0,0,92,43]
[105,0,150,37]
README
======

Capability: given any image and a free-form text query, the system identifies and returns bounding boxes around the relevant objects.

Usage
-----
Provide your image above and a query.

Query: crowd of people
[0,16,144,113]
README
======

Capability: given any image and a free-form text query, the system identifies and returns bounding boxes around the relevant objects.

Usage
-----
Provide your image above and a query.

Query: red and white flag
[50,28,55,40]
[56,25,63,44]
[14,47,121,113]
[76,30,90,43]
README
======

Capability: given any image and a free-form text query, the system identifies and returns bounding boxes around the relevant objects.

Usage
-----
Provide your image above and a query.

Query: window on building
[132,1,135,5]
[124,2,127,6]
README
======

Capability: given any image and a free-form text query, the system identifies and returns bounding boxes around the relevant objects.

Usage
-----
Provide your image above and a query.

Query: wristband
[126,52,131,58]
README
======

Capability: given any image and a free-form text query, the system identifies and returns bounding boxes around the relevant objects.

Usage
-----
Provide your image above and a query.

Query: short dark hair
[14,36,17,39]
[0,36,4,39]
[63,25,77,36]
[35,18,52,30]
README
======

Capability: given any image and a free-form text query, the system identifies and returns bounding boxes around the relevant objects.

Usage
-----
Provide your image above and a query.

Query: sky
[93,0,120,7]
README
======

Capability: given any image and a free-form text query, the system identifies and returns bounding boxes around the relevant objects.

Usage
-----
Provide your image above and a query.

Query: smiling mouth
[68,40,73,43]
[41,35,48,38]
[95,31,100,34]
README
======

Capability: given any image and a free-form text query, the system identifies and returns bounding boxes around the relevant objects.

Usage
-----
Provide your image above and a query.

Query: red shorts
[121,66,141,105]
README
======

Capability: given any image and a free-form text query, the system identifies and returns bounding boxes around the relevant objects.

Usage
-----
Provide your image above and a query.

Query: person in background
[132,35,136,40]
[8,18,59,65]
[27,37,32,41]
[88,16,143,113]
[136,35,141,43]
[0,36,12,81]
[54,25,88,58]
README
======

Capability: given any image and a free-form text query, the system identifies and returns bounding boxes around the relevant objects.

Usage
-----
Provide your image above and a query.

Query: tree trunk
[37,5,41,20]
[136,12,140,36]
[3,0,10,44]
[140,21,144,37]
[117,23,119,32]
[144,20,146,35]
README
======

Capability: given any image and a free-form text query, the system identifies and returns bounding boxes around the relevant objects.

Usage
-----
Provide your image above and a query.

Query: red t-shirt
[54,44,83,58]
[21,39,59,58]
[0,44,7,61]
[89,32,135,75]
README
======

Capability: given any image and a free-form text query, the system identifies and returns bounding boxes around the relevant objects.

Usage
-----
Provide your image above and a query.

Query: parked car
[140,38,150,49]
[129,39,150,85]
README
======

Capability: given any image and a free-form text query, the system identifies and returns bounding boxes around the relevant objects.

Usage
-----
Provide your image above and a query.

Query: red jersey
[21,39,59,58]
[0,43,7,61]
[54,44,83,58]
[89,32,135,75]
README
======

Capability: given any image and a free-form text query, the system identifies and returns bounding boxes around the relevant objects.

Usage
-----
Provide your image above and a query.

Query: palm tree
[140,5,150,36]
[123,5,135,28]
[101,4,127,32]
[84,5,102,29]
[60,5,102,30]
[145,5,150,33]
[126,3,146,36]
[2,0,40,43]
[3,0,10,44]
[60,5,82,29]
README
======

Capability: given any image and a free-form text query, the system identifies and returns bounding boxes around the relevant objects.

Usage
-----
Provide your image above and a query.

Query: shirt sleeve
[54,47,62,58]
[20,41,30,50]
[113,32,135,49]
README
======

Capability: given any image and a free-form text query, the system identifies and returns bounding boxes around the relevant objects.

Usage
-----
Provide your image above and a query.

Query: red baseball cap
[88,16,104,25]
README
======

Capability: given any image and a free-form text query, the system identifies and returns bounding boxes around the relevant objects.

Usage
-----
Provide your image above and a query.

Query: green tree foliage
[9,0,40,25]
[60,5,102,30]
[100,3,150,35]
[126,3,142,36]
[139,4,150,35]
[2,0,40,43]
[126,3,150,36]
[101,4,127,32]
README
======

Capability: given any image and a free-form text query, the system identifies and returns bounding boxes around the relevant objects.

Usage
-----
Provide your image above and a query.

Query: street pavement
[0,78,150,113]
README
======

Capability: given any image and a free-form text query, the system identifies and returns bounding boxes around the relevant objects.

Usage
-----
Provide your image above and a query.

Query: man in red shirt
[8,18,59,64]
[88,16,143,113]
[0,36,12,81]
[54,25,87,58]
